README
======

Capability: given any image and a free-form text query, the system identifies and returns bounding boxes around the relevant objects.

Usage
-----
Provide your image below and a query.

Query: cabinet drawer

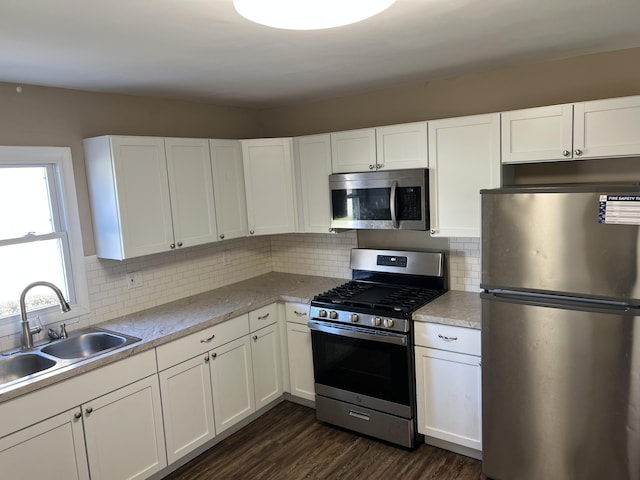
[156,314,250,371]
[414,322,480,356]
[249,303,277,332]
[284,302,310,325]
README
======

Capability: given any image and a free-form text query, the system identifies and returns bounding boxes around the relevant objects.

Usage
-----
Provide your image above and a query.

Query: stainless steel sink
[0,353,57,385]
[40,328,140,360]
[0,327,141,393]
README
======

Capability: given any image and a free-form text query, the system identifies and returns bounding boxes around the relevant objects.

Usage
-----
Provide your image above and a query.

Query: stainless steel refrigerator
[480,184,640,480]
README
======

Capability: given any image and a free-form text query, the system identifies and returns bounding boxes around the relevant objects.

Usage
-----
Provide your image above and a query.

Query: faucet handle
[60,323,68,339]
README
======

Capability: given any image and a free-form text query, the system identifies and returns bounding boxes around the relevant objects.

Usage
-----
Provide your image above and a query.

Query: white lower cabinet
[83,375,167,480]
[251,323,283,410]
[209,335,256,434]
[414,322,482,457]
[285,302,315,402]
[158,354,216,464]
[0,407,89,479]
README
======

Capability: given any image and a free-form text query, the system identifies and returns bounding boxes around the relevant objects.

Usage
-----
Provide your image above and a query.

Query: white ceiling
[2,0,640,109]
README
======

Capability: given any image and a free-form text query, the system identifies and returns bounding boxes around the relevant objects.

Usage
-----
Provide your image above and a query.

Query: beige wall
[2,47,640,256]
[258,47,640,136]
[0,83,259,255]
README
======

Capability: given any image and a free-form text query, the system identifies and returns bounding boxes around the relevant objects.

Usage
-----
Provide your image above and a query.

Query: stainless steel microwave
[329,169,429,230]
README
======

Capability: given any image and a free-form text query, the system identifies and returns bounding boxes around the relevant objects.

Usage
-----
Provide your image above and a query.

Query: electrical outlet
[126,271,143,289]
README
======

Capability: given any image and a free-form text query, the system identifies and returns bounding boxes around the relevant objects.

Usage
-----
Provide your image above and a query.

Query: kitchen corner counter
[0,272,344,403]
[413,290,481,330]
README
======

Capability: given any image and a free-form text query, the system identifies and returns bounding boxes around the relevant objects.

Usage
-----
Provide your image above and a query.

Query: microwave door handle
[390,180,399,228]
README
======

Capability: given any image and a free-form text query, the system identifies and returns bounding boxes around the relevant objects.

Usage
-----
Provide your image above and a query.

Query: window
[0,147,89,335]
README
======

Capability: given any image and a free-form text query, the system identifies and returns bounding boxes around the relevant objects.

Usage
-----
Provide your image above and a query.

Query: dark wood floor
[163,401,484,480]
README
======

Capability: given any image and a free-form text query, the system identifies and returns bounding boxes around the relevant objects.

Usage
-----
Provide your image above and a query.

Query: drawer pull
[294,310,307,317]
[438,333,458,341]
[349,410,370,421]
[258,313,270,320]
[200,333,216,343]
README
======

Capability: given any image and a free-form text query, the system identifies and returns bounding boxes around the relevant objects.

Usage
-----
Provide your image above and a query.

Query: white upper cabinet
[501,104,573,163]
[84,135,221,259]
[294,134,333,234]
[164,138,219,247]
[502,95,640,163]
[331,123,428,173]
[209,139,248,240]
[242,138,297,236]
[85,135,175,259]
[330,128,377,173]
[428,113,501,237]
[375,121,428,170]
[574,96,640,158]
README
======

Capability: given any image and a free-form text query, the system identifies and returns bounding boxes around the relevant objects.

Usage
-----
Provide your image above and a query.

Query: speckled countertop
[0,272,343,403]
[1,273,481,403]
[413,291,481,329]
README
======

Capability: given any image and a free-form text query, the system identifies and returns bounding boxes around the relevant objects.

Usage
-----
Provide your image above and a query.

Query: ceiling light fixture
[233,0,396,30]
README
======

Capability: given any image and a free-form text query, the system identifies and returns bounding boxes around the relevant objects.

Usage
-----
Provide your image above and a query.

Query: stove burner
[313,281,442,315]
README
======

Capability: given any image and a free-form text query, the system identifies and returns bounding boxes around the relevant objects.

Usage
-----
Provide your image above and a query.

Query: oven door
[308,320,414,418]
[329,169,428,230]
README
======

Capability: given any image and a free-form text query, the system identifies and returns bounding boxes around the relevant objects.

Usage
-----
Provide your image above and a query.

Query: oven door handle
[390,180,399,229]
[308,321,407,346]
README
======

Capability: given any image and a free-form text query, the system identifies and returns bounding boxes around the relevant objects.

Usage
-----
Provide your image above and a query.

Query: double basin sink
[0,327,141,392]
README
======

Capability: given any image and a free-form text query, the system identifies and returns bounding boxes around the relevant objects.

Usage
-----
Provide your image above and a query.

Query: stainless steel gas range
[308,248,446,448]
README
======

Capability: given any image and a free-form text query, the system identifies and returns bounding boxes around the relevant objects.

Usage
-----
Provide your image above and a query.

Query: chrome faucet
[19,281,71,350]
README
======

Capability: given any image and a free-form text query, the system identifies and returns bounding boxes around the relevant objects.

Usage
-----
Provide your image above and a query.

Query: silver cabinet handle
[438,333,458,341]
[369,164,375,170]
[219,234,225,239]
[85,407,93,415]
[574,148,583,156]
[430,229,437,235]
[74,412,82,420]
[204,354,210,362]
[562,150,571,157]
[376,163,383,169]
[177,241,183,247]
[170,243,176,249]
[258,312,270,320]
[253,335,258,341]
[211,352,217,359]
[249,229,255,235]
[200,333,215,343]
[294,310,307,317]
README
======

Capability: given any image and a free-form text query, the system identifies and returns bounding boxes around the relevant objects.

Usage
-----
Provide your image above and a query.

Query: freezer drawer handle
[349,410,370,421]
[438,333,458,341]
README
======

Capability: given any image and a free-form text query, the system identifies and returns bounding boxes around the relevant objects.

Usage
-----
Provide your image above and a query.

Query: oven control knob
[372,317,382,326]
[329,311,338,319]
[350,314,359,323]
[384,319,395,328]
[318,309,327,318]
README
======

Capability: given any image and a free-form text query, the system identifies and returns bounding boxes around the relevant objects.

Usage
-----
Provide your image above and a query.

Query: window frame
[0,146,89,336]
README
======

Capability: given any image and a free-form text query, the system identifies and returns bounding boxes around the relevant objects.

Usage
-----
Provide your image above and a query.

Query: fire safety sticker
[599,195,640,225]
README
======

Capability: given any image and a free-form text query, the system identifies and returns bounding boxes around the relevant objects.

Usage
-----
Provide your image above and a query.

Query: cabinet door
[415,346,482,451]
[295,134,333,233]
[428,113,501,237]
[242,138,297,236]
[210,335,255,433]
[85,135,175,259]
[0,407,89,480]
[83,375,167,480]
[286,322,315,402]
[158,354,216,464]
[501,105,573,163]
[330,128,377,173]
[251,324,283,410]
[210,139,249,240]
[164,138,218,248]
[574,95,640,159]
[376,121,428,170]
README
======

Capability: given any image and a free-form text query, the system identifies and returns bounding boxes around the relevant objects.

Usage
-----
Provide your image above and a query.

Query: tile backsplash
[1,232,481,350]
